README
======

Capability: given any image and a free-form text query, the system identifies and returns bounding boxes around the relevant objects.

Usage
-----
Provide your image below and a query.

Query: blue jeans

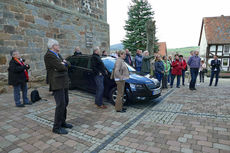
[94,75,104,106]
[189,68,199,89]
[13,83,29,106]
[155,72,163,82]
[170,75,181,87]
[181,70,185,85]
[136,67,141,72]
[168,70,171,83]
[209,70,220,86]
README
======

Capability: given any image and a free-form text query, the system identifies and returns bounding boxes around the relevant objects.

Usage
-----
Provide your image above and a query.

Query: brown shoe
[102,105,107,109]
[96,104,107,109]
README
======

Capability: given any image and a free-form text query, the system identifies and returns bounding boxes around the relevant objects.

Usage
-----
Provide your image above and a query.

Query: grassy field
[167,46,199,57]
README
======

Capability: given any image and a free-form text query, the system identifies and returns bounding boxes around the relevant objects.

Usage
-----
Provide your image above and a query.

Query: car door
[86,57,97,92]
[69,56,90,90]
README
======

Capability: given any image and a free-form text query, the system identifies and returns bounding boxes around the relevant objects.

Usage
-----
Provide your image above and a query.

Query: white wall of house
[199,25,208,58]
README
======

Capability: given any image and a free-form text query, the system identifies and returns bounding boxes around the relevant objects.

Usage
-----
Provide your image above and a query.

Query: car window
[69,57,89,68]
[102,58,136,72]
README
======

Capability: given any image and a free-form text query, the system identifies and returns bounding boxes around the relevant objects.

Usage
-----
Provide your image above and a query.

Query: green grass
[167,46,199,58]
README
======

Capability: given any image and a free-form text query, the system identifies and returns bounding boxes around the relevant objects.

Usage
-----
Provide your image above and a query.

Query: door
[69,56,90,89]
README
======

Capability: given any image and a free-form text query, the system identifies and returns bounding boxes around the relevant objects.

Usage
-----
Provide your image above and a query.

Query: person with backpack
[8,50,32,107]
[179,55,187,86]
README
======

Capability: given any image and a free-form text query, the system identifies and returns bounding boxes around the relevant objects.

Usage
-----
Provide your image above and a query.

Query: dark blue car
[67,55,161,105]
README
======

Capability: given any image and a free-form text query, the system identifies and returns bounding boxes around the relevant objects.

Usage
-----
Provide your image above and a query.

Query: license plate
[153,89,161,95]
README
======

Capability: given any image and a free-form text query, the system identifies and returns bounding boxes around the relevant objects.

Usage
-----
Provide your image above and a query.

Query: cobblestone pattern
[0,78,230,153]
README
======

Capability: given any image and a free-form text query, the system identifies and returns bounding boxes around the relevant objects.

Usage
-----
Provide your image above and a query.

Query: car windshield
[102,57,136,73]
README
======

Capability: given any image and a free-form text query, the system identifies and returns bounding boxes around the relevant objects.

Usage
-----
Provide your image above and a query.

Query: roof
[158,42,167,56]
[198,15,230,45]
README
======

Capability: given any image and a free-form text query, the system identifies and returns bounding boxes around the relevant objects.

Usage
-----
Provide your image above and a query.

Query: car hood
[126,73,154,84]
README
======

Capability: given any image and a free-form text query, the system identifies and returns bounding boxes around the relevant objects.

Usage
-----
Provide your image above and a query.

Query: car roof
[68,54,116,59]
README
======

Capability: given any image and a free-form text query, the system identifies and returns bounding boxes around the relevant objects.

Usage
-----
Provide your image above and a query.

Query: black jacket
[124,54,133,66]
[44,50,70,91]
[8,58,28,86]
[91,53,107,76]
[74,51,82,56]
[211,59,221,71]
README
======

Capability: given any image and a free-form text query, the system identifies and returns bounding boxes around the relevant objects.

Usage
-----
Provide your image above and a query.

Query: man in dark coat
[124,49,133,66]
[8,50,32,107]
[91,47,107,109]
[73,46,82,56]
[44,39,72,134]
[209,55,221,86]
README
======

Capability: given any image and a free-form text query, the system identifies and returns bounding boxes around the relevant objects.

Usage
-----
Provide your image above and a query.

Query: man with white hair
[44,38,72,134]
[73,46,82,56]
[91,47,107,109]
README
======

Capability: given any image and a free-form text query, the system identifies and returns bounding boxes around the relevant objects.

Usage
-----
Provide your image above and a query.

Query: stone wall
[0,0,109,93]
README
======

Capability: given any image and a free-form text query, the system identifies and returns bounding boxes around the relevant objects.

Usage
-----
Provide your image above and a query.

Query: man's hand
[25,64,30,69]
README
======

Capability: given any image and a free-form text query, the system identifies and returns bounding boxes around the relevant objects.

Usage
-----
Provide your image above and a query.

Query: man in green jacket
[141,51,155,75]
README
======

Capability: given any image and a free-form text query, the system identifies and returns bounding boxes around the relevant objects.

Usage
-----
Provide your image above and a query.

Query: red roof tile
[199,15,230,45]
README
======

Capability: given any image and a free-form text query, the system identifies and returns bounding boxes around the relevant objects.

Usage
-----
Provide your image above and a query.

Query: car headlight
[129,83,143,91]
[130,83,136,90]
[135,84,143,88]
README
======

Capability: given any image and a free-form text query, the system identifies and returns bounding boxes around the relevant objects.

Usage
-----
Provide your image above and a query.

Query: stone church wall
[0,0,109,93]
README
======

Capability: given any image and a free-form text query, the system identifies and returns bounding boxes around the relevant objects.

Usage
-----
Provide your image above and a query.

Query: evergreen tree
[123,0,158,55]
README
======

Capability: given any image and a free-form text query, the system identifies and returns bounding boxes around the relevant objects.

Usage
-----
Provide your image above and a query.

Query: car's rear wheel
[109,87,127,106]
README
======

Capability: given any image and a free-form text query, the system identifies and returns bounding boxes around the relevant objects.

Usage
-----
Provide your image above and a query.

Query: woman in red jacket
[170,55,183,88]
[179,55,187,86]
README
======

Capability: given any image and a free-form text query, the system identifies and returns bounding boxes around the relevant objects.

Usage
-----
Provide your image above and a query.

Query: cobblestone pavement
[0,78,229,153]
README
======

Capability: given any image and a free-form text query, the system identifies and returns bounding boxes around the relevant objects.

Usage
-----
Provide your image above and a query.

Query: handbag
[202,68,207,73]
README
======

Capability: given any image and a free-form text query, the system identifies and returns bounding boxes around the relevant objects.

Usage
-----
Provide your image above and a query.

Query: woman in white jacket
[199,60,206,83]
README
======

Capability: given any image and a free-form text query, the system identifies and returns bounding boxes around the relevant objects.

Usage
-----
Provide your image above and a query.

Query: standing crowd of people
[124,49,221,90]
[7,38,222,134]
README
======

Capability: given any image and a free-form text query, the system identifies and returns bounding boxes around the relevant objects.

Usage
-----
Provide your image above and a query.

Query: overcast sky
[107,0,230,48]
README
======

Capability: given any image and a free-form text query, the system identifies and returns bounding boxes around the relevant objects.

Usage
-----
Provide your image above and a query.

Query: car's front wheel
[109,87,127,106]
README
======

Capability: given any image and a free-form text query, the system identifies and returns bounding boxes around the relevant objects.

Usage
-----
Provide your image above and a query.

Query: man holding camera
[8,50,32,107]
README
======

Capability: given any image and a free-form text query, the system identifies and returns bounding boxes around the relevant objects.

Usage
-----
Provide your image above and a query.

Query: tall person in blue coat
[209,55,221,86]
[135,49,143,72]
[154,55,165,83]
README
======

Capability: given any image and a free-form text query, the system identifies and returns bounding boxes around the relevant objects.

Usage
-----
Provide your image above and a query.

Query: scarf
[14,57,29,81]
